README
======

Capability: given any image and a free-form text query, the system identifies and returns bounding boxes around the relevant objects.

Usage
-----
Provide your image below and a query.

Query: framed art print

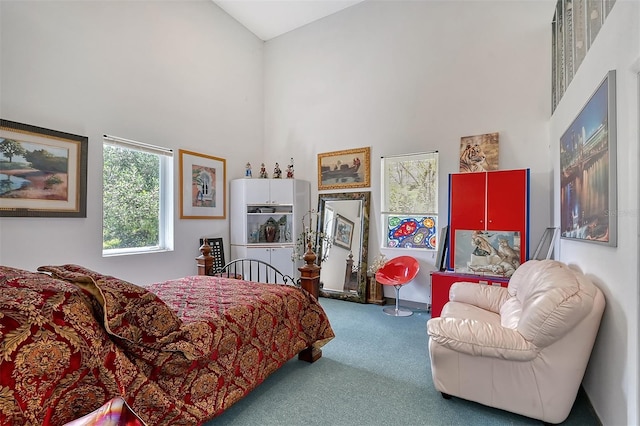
[179,149,226,219]
[459,132,499,173]
[560,70,616,246]
[333,214,355,250]
[318,147,370,191]
[0,119,88,217]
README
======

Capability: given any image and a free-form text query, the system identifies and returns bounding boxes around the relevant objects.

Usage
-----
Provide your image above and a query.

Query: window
[381,152,438,249]
[102,135,173,256]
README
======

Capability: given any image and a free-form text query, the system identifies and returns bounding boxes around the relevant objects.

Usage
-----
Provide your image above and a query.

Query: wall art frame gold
[317,146,370,191]
[179,149,226,219]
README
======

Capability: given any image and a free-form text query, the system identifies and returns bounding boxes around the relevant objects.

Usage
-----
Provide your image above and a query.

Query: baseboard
[383,297,431,313]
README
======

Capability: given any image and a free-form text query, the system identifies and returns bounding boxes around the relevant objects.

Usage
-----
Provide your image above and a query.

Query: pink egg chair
[375,256,420,316]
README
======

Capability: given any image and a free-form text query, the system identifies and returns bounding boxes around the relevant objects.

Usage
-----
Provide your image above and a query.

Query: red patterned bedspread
[0,265,334,426]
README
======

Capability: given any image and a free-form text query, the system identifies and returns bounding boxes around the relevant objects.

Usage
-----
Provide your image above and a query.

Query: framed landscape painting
[0,119,87,217]
[560,70,617,246]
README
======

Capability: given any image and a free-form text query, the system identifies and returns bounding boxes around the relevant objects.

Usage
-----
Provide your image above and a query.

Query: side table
[366,275,386,305]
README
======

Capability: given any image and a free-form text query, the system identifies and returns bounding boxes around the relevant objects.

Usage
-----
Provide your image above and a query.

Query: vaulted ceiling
[212,0,366,41]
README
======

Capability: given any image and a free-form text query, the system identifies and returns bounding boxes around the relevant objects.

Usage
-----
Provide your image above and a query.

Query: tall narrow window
[102,135,173,256]
[381,152,438,249]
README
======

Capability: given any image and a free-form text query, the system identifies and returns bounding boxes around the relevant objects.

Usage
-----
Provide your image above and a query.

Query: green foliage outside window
[103,145,160,250]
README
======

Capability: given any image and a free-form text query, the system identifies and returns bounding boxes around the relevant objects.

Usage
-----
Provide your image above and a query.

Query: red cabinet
[448,169,529,269]
[430,271,509,318]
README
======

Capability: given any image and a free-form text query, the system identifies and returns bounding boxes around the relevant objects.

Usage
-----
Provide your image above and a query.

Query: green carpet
[207,298,600,425]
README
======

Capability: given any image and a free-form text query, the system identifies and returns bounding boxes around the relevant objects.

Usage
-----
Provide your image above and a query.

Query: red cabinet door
[486,169,529,263]
[449,169,529,268]
[448,173,486,267]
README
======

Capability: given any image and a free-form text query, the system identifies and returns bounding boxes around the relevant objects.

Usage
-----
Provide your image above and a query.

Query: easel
[533,227,559,260]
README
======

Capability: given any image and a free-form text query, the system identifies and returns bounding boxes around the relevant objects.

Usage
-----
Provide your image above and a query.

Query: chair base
[382,306,413,316]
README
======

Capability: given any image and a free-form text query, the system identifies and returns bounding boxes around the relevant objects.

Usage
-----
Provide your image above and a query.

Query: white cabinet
[244,178,294,205]
[230,246,295,278]
[230,178,310,278]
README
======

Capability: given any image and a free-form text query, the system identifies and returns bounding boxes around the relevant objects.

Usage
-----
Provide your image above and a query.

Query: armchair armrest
[449,282,509,314]
[427,317,537,361]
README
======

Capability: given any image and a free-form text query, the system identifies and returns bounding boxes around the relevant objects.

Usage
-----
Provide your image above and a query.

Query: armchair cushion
[427,316,537,361]
[448,281,509,314]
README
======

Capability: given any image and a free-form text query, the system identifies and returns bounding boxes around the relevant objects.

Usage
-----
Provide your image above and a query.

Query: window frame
[380,151,439,250]
[102,135,174,257]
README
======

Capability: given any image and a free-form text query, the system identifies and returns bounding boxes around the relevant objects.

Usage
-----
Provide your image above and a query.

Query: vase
[265,224,276,243]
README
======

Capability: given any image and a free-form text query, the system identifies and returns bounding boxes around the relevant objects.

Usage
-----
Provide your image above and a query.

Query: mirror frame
[316,191,370,303]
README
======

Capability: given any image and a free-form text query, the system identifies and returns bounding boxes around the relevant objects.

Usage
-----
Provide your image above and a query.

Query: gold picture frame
[317,147,370,191]
[0,119,87,217]
[179,149,226,219]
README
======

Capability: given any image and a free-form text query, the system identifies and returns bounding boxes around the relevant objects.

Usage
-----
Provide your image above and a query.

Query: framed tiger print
[560,70,617,247]
[459,132,499,173]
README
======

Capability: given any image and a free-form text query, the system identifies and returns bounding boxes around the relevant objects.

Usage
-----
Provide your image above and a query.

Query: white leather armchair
[427,260,605,424]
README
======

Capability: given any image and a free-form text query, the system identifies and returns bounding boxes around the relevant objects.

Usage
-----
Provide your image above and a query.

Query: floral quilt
[0,265,334,425]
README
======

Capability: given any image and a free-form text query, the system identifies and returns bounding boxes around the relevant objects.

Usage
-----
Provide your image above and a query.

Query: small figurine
[286,157,294,179]
[273,162,282,179]
[245,162,252,178]
[259,163,268,179]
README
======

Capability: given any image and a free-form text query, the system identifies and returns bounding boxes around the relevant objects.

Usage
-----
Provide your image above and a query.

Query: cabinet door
[449,172,486,267]
[246,246,272,264]
[245,179,271,204]
[269,179,294,204]
[244,179,294,204]
[269,247,295,277]
[486,169,528,262]
[246,247,295,279]
[449,173,486,229]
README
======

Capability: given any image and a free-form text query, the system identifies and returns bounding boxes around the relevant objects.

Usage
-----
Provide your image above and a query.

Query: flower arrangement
[291,210,333,263]
[367,253,388,277]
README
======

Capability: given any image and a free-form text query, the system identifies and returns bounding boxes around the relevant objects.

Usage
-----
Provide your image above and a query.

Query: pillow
[37,264,207,360]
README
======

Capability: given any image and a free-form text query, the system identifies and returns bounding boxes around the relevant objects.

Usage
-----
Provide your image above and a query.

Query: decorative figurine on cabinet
[286,158,294,179]
[245,162,252,178]
[273,162,282,179]
[259,163,268,179]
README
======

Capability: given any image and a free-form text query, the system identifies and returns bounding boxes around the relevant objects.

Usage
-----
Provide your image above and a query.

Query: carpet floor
[207,297,600,425]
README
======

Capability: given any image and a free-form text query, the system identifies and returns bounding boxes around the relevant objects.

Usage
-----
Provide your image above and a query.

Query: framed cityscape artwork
[560,70,616,246]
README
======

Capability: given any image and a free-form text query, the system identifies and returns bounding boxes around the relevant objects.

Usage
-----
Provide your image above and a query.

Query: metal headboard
[215,258,298,287]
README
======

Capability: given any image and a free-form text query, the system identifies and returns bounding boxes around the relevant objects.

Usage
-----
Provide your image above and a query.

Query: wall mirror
[316,191,370,303]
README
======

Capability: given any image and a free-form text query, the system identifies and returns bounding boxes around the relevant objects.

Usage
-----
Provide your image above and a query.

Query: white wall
[263,0,554,304]
[549,2,640,424]
[0,0,264,284]
[3,0,635,423]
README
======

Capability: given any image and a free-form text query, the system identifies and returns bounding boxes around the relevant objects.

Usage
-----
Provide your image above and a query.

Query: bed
[0,262,334,425]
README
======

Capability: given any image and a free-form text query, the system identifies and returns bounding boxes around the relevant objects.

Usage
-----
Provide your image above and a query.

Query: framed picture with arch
[179,149,226,219]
